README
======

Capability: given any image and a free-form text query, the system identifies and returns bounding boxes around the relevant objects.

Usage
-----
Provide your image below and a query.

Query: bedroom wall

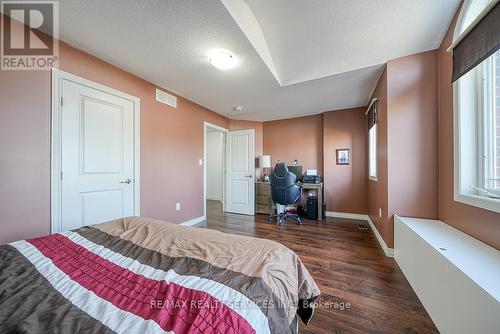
[262,111,368,214]
[437,8,500,250]
[263,114,324,175]
[367,51,440,249]
[386,50,440,247]
[0,27,229,244]
[59,43,230,224]
[0,69,52,244]
[323,108,368,214]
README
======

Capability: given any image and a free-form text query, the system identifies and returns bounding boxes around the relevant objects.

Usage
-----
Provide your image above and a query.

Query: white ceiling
[52,0,460,121]
[242,0,460,86]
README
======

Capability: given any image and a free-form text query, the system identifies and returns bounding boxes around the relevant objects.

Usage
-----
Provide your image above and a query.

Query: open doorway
[203,122,256,219]
[204,122,227,218]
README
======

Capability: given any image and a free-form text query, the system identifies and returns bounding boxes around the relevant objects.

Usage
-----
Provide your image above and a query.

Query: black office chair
[268,162,302,226]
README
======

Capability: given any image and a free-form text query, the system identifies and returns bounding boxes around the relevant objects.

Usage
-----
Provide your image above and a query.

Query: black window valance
[451,1,500,82]
[367,99,378,130]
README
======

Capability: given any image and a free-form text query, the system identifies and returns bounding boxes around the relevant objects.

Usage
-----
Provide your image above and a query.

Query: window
[369,125,377,180]
[454,0,500,213]
[367,99,378,181]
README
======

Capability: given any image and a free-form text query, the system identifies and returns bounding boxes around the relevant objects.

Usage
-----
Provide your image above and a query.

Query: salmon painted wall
[368,51,440,249]
[367,67,390,244]
[0,37,229,244]
[386,51,440,247]
[0,70,52,244]
[438,10,500,250]
[263,115,323,174]
[229,120,264,180]
[262,111,368,214]
[323,108,368,214]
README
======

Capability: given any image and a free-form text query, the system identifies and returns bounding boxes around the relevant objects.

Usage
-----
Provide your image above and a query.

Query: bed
[0,217,320,333]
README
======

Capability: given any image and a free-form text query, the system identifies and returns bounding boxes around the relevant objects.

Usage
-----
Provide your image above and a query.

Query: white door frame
[203,121,228,219]
[51,69,141,233]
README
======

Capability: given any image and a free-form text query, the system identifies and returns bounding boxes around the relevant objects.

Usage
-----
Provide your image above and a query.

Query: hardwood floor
[197,201,437,334]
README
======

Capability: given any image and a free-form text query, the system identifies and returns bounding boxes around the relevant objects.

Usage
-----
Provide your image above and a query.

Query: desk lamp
[259,155,272,182]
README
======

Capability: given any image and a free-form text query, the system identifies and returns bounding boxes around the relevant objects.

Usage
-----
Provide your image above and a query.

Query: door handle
[245,175,253,178]
[120,178,132,184]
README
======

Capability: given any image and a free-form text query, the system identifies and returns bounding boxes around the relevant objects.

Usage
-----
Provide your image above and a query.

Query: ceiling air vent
[156,88,177,108]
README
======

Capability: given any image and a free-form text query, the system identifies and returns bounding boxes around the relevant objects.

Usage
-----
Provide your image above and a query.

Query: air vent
[156,89,177,108]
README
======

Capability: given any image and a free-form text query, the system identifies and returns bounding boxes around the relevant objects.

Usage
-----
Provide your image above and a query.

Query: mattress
[0,216,320,333]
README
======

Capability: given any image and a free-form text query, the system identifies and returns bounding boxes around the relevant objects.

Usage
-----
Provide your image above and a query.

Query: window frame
[453,0,500,213]
[481,54,500,196]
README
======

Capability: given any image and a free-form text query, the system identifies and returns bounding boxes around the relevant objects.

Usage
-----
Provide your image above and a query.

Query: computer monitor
[287,165,303,181]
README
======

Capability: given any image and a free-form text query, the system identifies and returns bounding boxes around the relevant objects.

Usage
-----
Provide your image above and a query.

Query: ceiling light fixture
[208,49,238,70]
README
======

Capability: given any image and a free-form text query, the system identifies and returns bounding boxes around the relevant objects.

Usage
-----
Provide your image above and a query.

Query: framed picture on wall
[336,149,350,165]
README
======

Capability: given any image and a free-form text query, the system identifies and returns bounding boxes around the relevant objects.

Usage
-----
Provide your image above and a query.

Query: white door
[60,79,136,231]
[225,129,255,215]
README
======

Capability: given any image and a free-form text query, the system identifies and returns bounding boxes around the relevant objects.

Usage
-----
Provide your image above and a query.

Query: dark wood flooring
[196,201,437,334]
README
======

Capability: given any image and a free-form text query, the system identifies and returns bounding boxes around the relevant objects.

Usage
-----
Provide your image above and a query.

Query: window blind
[451,1,500,82]
[367,99,378,130]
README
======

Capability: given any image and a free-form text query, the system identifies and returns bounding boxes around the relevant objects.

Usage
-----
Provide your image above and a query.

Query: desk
[255,182,272,214]
[300,182,324,221]
[255,181,324,221]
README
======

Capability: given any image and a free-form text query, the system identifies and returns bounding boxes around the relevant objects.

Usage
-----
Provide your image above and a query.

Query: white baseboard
[180,216,205,226]
[325,211,394,257]
[366,216,394,257]
[325,211,368,221]
[206,196,221,201]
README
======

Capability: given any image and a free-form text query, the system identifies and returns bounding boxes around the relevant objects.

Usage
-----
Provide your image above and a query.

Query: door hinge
[60,97,63,106]
[60,171,63,180]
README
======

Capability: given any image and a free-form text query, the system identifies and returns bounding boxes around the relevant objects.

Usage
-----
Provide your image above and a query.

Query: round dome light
[208,50,238,70]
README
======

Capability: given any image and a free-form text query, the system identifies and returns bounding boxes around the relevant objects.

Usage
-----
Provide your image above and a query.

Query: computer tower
[306,196,318,220]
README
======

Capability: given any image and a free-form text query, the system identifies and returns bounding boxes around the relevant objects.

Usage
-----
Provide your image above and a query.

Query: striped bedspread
[0,217,320,333]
